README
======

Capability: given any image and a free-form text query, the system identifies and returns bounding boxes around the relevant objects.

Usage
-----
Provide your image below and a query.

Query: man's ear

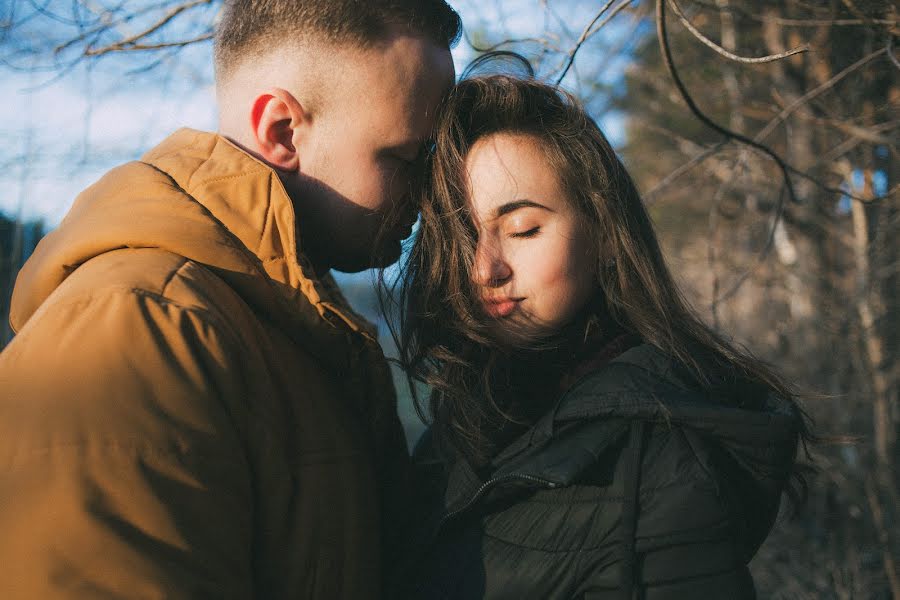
[249,87,307,172]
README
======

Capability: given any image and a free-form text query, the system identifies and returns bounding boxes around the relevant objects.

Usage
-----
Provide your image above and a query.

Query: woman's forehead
[464,133,567,216]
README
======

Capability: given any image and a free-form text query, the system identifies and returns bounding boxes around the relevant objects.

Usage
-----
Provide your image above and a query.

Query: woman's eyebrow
[495,199,555,218]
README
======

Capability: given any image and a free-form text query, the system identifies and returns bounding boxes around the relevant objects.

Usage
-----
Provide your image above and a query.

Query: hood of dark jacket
[433,343,801,562]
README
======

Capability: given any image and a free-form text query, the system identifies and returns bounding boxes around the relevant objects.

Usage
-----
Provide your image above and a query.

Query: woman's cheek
[543,235,577,284]
[526,241,572,305]
[544,237,595,323]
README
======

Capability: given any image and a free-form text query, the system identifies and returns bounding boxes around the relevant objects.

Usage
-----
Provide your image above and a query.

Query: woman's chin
[485,318,560,348]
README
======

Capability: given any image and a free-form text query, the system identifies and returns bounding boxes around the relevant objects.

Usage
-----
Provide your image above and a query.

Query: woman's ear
[249,87,307,172]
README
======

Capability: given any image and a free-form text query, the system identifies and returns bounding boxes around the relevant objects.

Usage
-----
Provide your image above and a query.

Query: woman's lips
[483,298,523,318]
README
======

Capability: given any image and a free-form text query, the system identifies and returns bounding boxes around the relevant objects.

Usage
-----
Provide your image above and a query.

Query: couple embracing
[0,1,808,598]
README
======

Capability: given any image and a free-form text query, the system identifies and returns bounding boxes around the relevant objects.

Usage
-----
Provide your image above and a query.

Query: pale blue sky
[0,0,638,225]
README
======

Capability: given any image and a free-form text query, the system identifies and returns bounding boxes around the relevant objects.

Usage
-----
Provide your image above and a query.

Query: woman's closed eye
[509,226,541,239]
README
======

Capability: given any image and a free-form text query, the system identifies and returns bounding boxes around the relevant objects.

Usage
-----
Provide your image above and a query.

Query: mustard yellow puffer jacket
[0,129,409,599]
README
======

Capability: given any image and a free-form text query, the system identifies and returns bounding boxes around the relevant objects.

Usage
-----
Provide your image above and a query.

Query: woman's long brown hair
[384,65,812,506]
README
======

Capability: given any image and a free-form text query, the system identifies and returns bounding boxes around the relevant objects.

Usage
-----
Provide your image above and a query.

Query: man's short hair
[214,0,462,81]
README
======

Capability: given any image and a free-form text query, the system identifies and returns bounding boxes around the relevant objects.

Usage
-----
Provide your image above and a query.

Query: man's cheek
[386,172,410,206]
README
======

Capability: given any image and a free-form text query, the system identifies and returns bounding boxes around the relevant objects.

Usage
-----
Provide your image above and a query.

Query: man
[0,0,458,597]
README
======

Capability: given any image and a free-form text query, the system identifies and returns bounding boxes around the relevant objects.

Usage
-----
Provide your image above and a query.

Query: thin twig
[656,0,799,203]
[668,0,809,64]
[656,0,799,305]
[554,0,624,86]
[51,0,183,54]
[888,34,900,72]
[643,142,728,204]
[84,32,212,55]
[82,0,211,57]
[659,0,893,206]
[707,153,748,328]
[783,109,900,146]
[787,169,894,206]
[584,0,638,39]
[468,36,555,54]
[645,118,893,207]
[755,46,888,142]
[688,0,897,27]
[25,0,83,26]
[713,185,786,307]
[839,0,874,26]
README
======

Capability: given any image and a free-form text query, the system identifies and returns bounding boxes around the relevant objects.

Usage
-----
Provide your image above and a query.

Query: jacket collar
[11,128,376,373]
[141,129,376,337]
[436,344,800,520]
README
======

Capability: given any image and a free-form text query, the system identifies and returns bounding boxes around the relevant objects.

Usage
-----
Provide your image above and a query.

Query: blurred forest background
[1,0,898,597]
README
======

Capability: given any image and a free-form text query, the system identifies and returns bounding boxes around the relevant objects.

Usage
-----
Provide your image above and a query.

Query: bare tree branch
[784,110,899,147]
[656,0,799,203]
[51,0,187,55]
[652,0,876,308]
[656,0,895,209]
[656,0,797,262]
[467,36,555,54]
[554,0,631,86]
[754,46,888,143]
[817,129,896,171]
[84,32,212,56]
[706,152,748,327]
[643,143,728,203]
[668,0,810,64]
[80,0,213,57]
[887,33,900,71]
[689,0,898,27]
[712,185,786,307]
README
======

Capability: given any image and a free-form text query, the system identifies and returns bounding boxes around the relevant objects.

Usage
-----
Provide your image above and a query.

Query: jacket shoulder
[554,421,746,596]
[40,247,248,332]
[624,420,752,595]
[92,159,192,198]
[0,250,256,598]
[0,247,251,461]
[550,346,703,431]
[567,344,698,399]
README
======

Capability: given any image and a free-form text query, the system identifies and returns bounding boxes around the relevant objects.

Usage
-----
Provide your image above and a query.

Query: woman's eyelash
[510,226,540,239]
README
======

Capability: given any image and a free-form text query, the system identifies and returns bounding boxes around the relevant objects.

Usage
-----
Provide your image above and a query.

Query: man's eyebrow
[495,200,554,218]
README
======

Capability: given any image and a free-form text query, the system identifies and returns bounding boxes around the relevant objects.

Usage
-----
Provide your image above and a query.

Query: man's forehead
[354,34,453,97]
[370,72,452,135]
[310,34,452,144]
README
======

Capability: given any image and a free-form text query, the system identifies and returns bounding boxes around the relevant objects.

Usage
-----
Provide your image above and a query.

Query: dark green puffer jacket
[393,344,801,599]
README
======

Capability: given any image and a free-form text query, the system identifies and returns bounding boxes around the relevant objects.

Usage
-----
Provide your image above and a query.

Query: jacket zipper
[439,472,559,527]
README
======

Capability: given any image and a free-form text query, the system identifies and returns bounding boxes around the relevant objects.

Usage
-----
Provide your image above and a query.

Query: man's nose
[473,241,512,288]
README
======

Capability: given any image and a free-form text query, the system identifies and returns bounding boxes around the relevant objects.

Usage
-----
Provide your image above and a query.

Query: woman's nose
[473,241,512,287]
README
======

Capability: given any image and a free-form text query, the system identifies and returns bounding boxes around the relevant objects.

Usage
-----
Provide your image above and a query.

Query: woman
[390,71,809,599]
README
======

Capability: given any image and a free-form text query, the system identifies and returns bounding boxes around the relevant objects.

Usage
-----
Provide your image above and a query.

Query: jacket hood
[10,128,372,369]
[502,344,798,479]
[440,343,801,560]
